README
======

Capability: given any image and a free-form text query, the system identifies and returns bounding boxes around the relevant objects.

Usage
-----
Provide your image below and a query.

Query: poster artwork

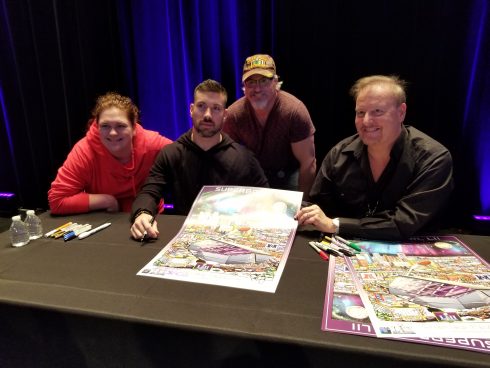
[138,186,303,293]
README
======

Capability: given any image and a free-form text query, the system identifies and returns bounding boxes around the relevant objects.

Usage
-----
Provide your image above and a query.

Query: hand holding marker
[140,215,156,244]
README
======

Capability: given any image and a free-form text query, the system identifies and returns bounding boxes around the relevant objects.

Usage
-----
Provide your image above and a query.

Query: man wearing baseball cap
[223,54,316,196]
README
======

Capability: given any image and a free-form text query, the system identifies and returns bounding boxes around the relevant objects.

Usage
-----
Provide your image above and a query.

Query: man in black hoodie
[130,79,269,240]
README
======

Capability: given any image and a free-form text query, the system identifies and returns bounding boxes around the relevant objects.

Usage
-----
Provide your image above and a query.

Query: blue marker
[63,224,92,242]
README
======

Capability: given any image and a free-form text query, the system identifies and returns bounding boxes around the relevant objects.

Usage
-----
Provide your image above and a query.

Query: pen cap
[318,250,329,261]
[63,231,76,241]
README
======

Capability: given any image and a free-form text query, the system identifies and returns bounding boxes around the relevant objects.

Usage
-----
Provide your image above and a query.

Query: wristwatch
[332,217,340,234]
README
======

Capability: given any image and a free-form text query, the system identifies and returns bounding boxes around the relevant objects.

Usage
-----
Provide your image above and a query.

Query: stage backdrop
[0,0,489,229]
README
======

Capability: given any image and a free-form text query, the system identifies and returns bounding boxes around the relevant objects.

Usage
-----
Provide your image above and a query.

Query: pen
[334,235,362,252]
[308,241,329,261]
[45,222,73,237]
[140,215,156,243]
[78,223,111,240]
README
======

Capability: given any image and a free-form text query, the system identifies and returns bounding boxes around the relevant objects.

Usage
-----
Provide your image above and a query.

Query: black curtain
[0,0,127,209]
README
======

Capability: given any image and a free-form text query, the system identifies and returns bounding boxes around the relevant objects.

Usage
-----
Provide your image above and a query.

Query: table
[0,212,489,367]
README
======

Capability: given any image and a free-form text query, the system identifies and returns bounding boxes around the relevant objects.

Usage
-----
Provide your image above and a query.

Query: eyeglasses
[244,77,273,88]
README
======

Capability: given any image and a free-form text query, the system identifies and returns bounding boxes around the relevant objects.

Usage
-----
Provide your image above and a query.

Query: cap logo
[242,54,276,82]
[248,59,268,68]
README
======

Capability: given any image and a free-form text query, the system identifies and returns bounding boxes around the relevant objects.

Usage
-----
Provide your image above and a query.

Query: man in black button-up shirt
[296,75,453,240]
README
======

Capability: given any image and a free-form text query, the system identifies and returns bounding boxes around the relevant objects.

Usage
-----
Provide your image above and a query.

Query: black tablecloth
[0,212,488,367]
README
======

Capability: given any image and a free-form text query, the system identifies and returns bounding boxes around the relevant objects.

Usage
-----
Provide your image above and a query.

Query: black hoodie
[132,129,269,216]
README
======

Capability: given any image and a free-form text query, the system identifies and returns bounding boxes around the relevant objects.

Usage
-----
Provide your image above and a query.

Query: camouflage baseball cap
[242,54,276,82]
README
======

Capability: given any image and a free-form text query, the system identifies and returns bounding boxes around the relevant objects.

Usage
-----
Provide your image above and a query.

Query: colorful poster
[137,186,303,293]
[323,235,490,341]
[322,255,490,354]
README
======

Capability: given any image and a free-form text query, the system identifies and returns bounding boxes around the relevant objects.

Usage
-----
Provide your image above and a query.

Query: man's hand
[294,204,337,233]
[130,212,159,241]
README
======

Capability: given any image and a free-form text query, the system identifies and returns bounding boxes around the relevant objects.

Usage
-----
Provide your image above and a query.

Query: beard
[249,98,269,111]
[193,118,222,138]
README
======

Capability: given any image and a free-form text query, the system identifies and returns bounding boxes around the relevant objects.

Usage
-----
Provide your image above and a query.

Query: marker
[78,223,111,240]
[45,222,73,237]
[308,241,329,261]
[323,239,356,256]
[53,223,81,239]
[319,241,346,257]
[334,235,362,252]
[63,224,92,242]
[316,241,343,257]
[140,215,156,244]
[53,223,81,238]
[320,240,353,257]
[324,235,359,254]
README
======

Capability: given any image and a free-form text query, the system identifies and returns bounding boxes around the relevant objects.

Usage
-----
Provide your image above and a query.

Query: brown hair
[350,75,407,104]
[193,79,228,105]
[91,92,140,126]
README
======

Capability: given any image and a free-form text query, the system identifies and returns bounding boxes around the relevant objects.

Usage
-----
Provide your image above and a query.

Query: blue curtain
[1,0,489,222]
[464,0,490,215]
[117,0,276,140]
[118,0,490,218]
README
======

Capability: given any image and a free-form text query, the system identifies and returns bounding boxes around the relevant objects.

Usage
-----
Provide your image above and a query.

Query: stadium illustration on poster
[138,186,303,293]
[323,236,490,347]
[323,255,490,354]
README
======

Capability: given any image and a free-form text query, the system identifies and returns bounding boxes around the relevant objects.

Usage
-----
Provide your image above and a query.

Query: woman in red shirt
[48,92,172,214]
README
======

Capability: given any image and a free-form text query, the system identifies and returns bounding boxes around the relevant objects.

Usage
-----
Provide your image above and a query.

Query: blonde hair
[350,75,407,104]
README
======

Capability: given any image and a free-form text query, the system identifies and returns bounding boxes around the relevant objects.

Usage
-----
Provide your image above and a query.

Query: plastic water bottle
[9,215,30,247]
[25,210,43,239]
